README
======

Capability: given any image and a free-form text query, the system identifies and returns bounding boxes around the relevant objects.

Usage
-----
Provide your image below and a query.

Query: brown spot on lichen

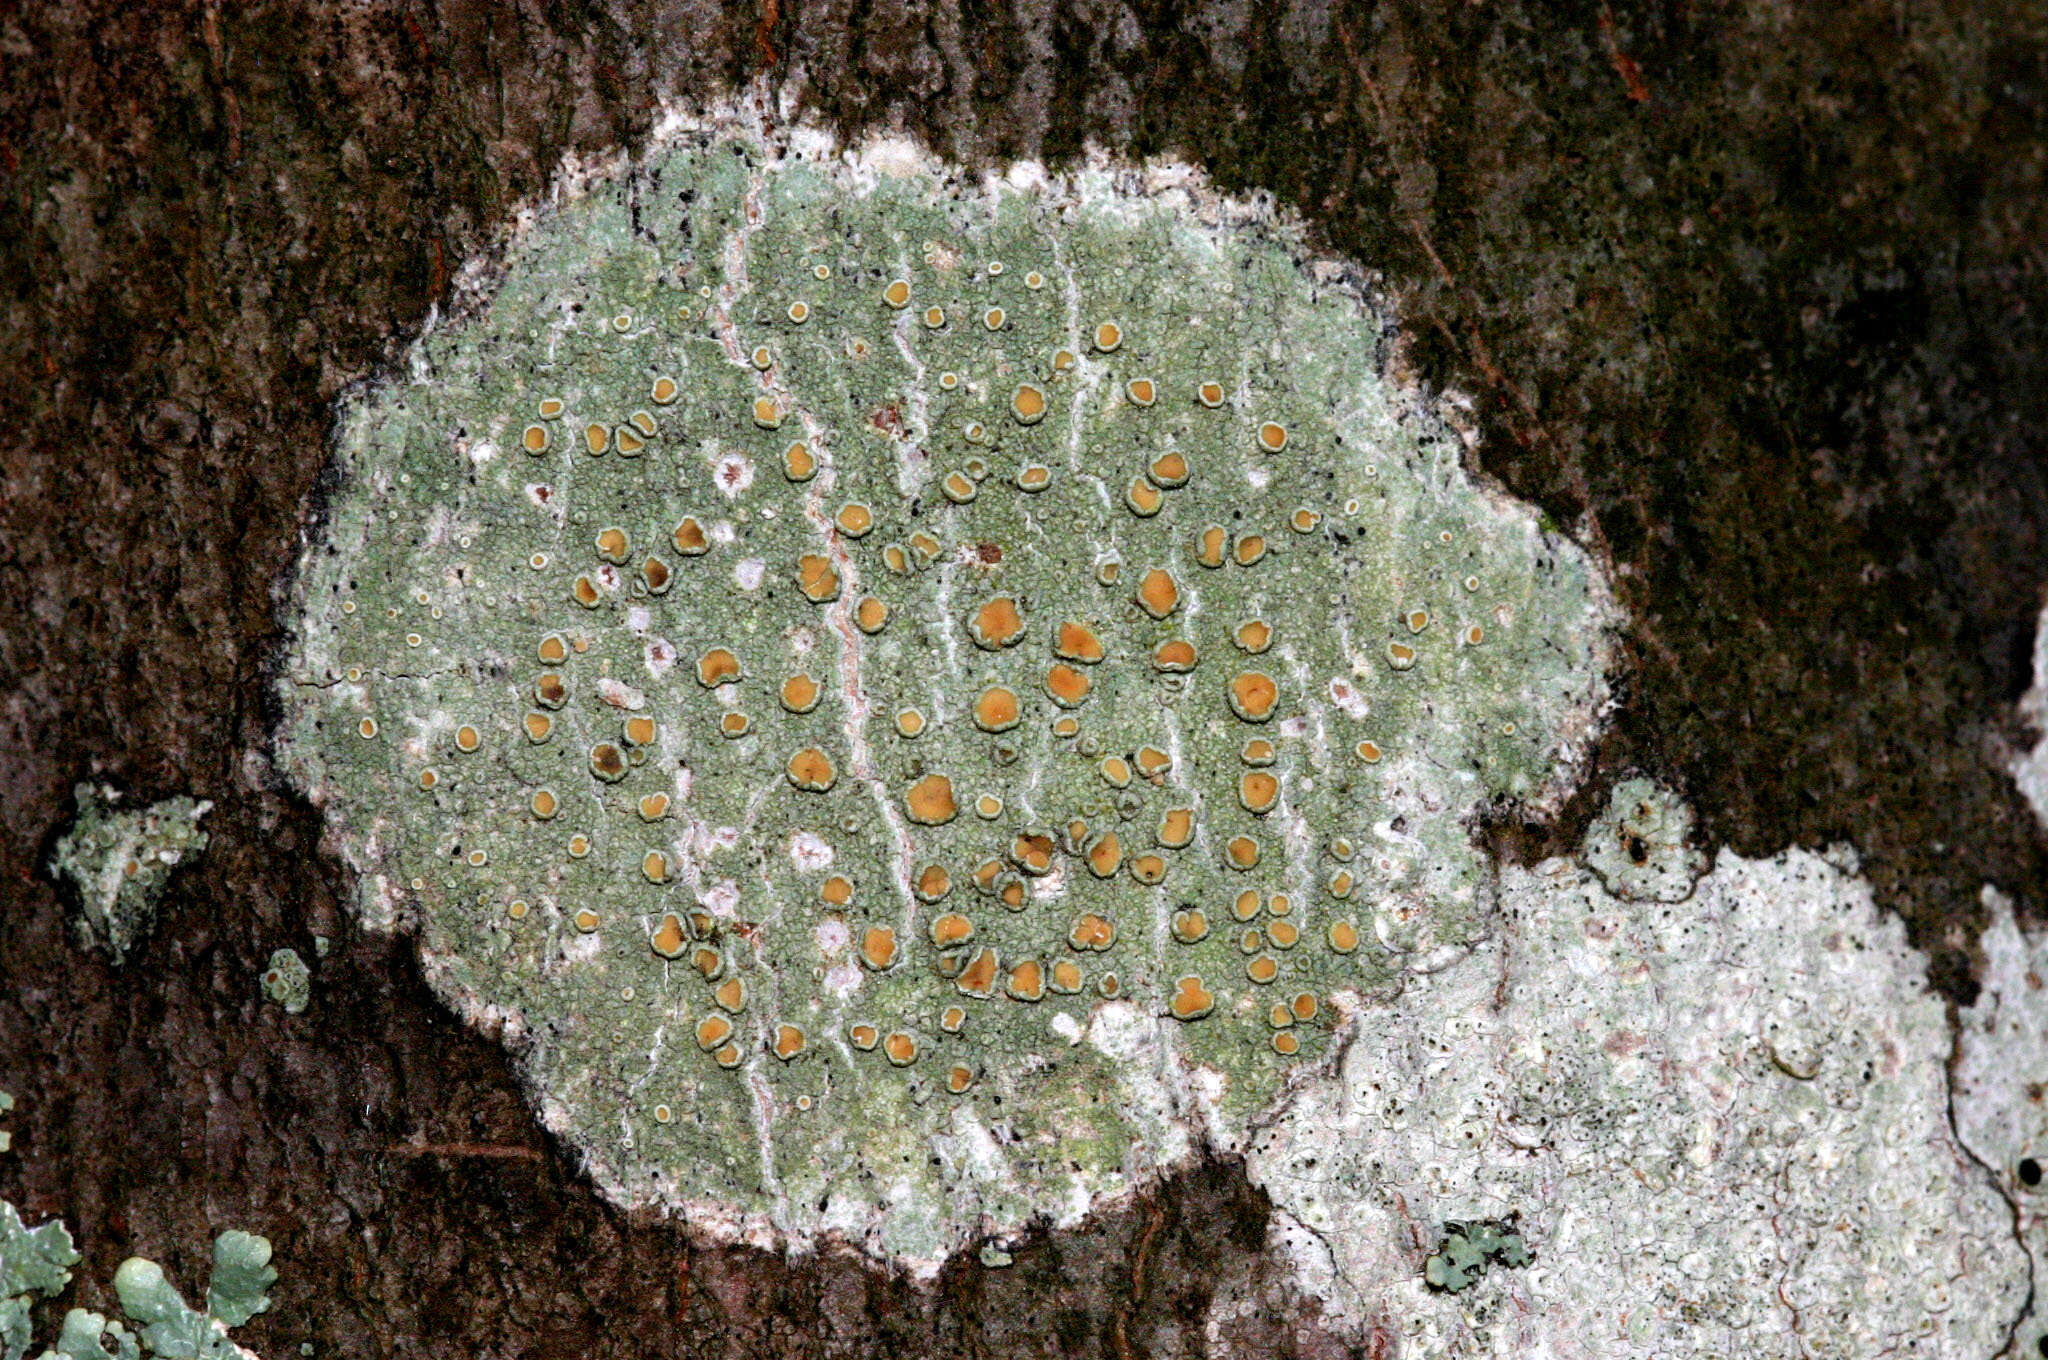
[835,503,875,538]
[523,712,553,743]
[859,926,899,971]
[797,554,840,603]
[1044,662,1092,707]
[905,774,958,825]
[1168,975,1214,1021]
[1126,378,1157,407]
[956,947,1000,999]
[1239,771,1280,814]
[1147,451,1189,488]
[1256,421,1288,453]
[773,1025,807,1060]
[590,742,628,782]
[820,873,855,906]
[595,526,630,564]
[1152,639,1198,673]
[780,674,822,713]
[783,442,817,482]
[1093,321,1123,352]
[1054,621,1106,664]
[1171,909,1209,944]
[672,517,709,556]
[1011,384,1049,425]
[848,1024,879,1052]
[696,647,741,687]
[696,1014,734,1051]
[1228,671,1279,722]
[651,913,687,959]
[1125,478,1164,517]
[1225,836,1261,870]
[786,747,837,792]
[1086,831,1123,879]
[1157,807,1195,848]
[1005,958,1046,1002]
[969,596,1025,649]
[974,686,1022,732]
[883,1032,918,1066]
[1130,852,1167,885]
[1328,920,1360,954]
[930,912,974,948]
[915,863,952,902]
[1011,830,1056,875]
[855,596,889,633]
[1068,913,1116,951]
[1137,568,1180,619]
[1050,960,1084,993]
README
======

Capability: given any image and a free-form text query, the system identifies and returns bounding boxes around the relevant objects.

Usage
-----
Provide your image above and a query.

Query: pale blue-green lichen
[277,113,1607,1266]
[2,1199,80,1360]
[259,951,309,1015]
[2,1098,277,1360]
[1421,1218,1531,1293]
[47,786,211,965]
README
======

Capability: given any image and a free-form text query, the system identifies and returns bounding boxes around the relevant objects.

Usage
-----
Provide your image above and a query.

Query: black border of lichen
[2,4,2043,1357]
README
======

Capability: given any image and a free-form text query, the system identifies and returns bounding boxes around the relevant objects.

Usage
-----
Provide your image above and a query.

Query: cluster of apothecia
[284,136,1600,1209]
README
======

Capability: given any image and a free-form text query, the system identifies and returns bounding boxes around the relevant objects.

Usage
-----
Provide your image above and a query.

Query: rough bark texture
[0,2,2042,1356]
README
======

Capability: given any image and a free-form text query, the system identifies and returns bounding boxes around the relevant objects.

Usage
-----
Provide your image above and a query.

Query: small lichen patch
[277,111,1605,1273]
[261,948,311,1015]
[48,783,212,965]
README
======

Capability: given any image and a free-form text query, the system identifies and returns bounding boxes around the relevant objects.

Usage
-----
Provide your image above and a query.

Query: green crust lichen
[259,951,310,1015]
[47,786,211,966]
[278,118,1605,1262]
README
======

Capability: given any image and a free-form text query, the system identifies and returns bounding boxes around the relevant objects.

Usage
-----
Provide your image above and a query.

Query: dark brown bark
[2,2,2043,1355]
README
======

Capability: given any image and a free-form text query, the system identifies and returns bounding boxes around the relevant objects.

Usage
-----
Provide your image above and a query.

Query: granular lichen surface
[279,123,1604,1261]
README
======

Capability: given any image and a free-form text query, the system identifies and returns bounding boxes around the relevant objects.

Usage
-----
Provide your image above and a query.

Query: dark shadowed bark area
[1,2,2042,1356]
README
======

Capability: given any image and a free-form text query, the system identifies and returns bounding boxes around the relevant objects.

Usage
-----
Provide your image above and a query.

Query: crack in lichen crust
[277,108,1606,1268]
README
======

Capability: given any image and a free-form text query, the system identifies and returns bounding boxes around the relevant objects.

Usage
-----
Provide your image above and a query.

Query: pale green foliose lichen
[48,786,211,965]
[3,1103,278,1360]
[259,951,309,1015]
[2,1200,80,1360]
[1421,1218,1530,1293]
[276,110,1607,1266]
